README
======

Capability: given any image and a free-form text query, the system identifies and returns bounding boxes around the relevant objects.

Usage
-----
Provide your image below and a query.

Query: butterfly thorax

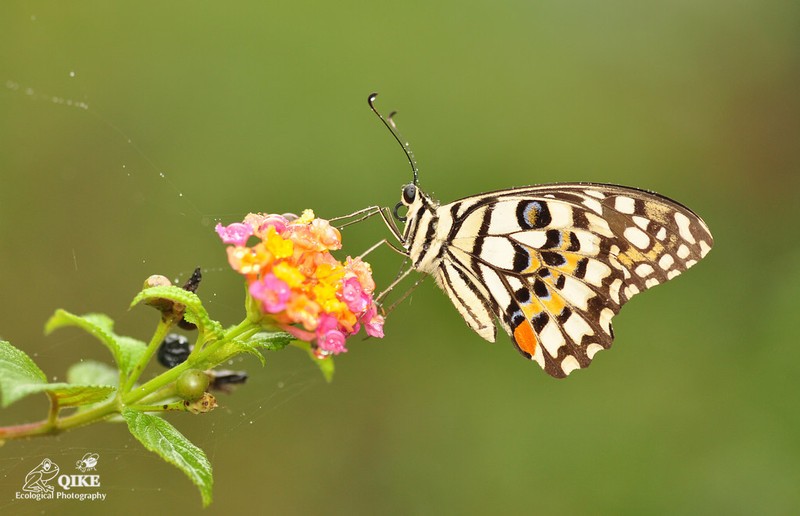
[402,190,452,275]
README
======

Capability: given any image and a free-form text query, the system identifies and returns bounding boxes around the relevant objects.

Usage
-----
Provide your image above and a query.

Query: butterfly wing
[438,182,713,378]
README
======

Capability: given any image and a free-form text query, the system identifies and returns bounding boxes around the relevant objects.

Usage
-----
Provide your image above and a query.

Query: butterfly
[364,94,713,378]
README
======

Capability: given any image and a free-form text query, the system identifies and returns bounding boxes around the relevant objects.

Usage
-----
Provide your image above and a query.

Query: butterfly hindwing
[434,260,497,343]
[436,183,713,378]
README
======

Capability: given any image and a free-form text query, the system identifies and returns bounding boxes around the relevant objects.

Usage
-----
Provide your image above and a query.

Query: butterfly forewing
[416,182,713,378]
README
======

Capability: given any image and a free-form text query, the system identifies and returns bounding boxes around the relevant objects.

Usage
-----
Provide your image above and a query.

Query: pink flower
[249,273,291,313]
[338,277,369,313]
[318,329,347,354]
[315,313,348,354]
[246,213,289,239]
[361,305,385,338]
[215,222,253,246]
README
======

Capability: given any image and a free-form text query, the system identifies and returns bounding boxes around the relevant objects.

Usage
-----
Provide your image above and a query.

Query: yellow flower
[272,262,305,288]
[312,281,338,303]
[296,209,315,224]
[227,244,270,275]
[264,227,293,258]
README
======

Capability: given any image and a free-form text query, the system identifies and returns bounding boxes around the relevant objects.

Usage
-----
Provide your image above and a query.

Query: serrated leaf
[232,340,266,366]
[55,385,115,406]
[80,313,115,333]
[44,384,116,407]
[122,409,213,507]
[115,336,147,376]
[131,285,202,311]
[131,286,224,339]
[230,332,294,367]
[45,310,122,364]
[0,340,48,407]
[1,378,115,409]
[66,361,120,413]
[68,360,119,386]
[45,310,146,379]
[248,332,293,352]
[202,331,293,369]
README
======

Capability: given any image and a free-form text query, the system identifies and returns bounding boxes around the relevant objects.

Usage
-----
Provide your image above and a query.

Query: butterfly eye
[402,184,417,205]
[393,202,408,222]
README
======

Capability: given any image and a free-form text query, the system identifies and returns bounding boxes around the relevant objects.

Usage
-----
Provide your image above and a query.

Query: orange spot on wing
[513,320,538,356]
[558,252,583,274]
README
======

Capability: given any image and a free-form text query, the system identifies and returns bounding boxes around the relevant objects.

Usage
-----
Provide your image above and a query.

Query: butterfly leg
[377,206,404,242]
[359,238,408,260]
[329,205,384,229]
[375,265,415,303]
[380,275,426,317]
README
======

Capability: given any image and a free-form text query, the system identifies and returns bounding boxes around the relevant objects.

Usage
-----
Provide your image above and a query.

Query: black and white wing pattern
[403,182,713,378]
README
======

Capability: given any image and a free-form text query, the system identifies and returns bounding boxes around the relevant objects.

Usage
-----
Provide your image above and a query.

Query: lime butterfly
[359,94,712,378]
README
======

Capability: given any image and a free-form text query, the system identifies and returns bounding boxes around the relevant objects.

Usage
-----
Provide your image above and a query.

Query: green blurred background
[1,1,798,514]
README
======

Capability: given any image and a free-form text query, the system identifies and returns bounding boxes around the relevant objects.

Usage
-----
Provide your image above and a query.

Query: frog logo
[75,453,99,473]
[22,458,60,493]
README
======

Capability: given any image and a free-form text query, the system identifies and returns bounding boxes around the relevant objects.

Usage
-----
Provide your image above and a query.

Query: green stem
[127,400,190,412]
[120,317,176,393]
[0,419,55,439]
[46,392,59,425]
[0,395,121,440]
[123,360,192,405]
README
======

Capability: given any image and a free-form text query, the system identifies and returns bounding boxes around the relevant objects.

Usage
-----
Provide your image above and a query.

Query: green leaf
[45,310,120,364]
[45,310,146,379]
[292,341,335,383]
[45,384,116,407]
[122,409,213,507]
[0,340,48,407]
[130,286,223,338]
[53,385,115,406]
[115,336,148,375]
[233,332,294,366]
[248,332,293,352]
[231,340,266,366]
[68,360,120,386]
[66,361,120,413]
[203,331,294,368]
[3,381,115,408]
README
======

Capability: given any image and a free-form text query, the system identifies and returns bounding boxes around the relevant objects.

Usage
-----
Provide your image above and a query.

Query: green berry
[176,369,209,401]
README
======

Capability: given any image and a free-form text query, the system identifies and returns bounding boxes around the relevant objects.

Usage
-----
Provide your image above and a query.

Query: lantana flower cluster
[216,210,384,356]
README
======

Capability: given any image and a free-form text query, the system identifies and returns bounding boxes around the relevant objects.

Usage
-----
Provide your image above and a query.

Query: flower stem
[120,317,176,394]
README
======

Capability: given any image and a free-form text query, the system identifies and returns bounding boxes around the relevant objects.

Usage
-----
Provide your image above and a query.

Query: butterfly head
[393,182,440,252]
[392,183,418,222]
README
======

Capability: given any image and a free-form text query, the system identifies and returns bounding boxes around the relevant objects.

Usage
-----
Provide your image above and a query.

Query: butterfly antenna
[368,93,419,185]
